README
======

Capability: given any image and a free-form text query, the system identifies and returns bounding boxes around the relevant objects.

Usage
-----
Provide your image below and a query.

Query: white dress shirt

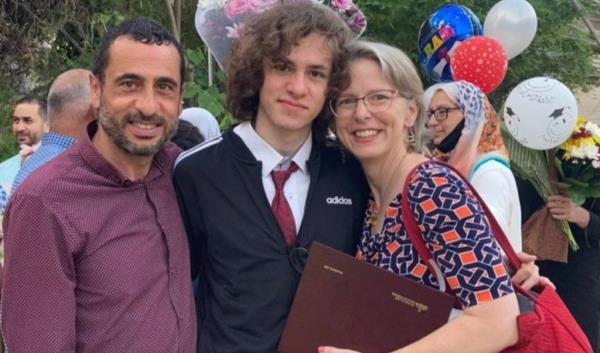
[234,122,311,233]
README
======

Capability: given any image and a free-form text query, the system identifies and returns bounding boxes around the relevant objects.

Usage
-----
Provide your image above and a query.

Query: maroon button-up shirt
[2,124,196,353]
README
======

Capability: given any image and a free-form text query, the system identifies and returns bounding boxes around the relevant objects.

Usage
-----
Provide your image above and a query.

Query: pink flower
[348,12,366,32]
[224,0,253,20]
[331,0,352,11]
[250,0,279,12]
[226,23,243,39]
[438,25,455,41]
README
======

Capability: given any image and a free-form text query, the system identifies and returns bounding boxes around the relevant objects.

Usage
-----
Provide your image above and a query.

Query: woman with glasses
[424,81,523,255]
[319,40,520,353]
[424,82,553,292]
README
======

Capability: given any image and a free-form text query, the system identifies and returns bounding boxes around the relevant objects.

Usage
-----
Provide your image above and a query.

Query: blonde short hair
[341,40,426,151]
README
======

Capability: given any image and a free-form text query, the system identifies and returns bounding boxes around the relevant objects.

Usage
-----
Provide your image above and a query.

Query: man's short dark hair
[226,3,352,141]
[92,17,185,86]
[14,95,47,121]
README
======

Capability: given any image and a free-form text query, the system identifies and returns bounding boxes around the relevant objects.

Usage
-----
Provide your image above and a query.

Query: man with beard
[0,96,48,210]
[1,18,195,353]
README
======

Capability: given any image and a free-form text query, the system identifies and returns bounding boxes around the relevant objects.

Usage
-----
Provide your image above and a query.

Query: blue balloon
[417,3,482,82]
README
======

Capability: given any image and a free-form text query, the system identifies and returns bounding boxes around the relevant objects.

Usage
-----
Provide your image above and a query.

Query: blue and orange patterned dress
[357,161,514,308]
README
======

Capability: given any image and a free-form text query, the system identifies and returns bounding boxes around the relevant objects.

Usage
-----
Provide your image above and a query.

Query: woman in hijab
[424,81,522,252]
[179,107,221,141]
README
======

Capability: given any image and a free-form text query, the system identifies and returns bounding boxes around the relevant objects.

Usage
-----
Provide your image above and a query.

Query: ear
[90,74,101,112]
[404,99,419,129]
[179,83,185,116]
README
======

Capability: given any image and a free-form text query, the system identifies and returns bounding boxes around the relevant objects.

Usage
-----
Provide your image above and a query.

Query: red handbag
[400,161,593,353]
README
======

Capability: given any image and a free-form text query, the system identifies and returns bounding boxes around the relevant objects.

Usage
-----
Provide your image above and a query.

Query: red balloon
[450,36,507,94]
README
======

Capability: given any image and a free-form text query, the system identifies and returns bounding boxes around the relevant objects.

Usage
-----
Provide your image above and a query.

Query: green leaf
[501,126,553,197]
[569,191,587,206]
[563,177,589,187]
[186,49,205,66]
[559,220,579,250]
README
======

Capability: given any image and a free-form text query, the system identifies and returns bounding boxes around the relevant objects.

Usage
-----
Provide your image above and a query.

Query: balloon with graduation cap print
[503,77,578,150]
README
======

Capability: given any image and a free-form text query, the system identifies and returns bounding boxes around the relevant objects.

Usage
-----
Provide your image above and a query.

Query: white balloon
[503,77,578,150]
[484,0,537,60]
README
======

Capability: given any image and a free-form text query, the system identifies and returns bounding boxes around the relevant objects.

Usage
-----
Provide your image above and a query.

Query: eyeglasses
[330,89,400,118]
[426,106,461,121]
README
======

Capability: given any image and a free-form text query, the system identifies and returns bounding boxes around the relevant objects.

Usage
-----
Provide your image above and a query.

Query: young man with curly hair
[174,3,368,352]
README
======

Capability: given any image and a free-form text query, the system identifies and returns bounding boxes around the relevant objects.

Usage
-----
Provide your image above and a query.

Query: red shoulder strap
[400,161,522,278]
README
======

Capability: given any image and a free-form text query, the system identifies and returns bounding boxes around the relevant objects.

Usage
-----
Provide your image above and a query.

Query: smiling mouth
[354,130,378,137]
[126,120,164,139]
[131,122,160,130]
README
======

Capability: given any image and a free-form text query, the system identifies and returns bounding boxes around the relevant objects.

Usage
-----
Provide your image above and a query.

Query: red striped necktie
[271,162,299,247]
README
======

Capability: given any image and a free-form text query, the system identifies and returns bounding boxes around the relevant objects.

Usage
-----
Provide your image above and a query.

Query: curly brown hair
[226,2,352,141]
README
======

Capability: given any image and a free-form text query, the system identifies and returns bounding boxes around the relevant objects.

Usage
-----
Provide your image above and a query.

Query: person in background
[518,177,600,352]
[2,17,195,353]
[12,69,96,191]
[0,96,48,202]
[173,3,368,352]
[179,107,220,140]
[171,119,204,150]
[321,39,519,353]
[424,81,522,251]
[423,81,553,289]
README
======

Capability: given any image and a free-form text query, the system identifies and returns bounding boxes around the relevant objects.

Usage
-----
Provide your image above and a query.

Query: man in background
[12,69,96,190]
[0,96,47,204]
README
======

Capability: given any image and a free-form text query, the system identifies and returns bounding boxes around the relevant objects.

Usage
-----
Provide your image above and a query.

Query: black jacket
[516,177,600,247]
[173,129,369,353]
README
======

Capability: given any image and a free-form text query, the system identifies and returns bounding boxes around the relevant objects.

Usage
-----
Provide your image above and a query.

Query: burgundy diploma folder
[278,242,454,353]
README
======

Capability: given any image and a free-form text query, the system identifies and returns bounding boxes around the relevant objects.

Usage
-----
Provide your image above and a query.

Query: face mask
[434,119,465,153]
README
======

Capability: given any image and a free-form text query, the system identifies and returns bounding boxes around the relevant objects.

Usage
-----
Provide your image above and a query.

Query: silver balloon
[484,0,537,60]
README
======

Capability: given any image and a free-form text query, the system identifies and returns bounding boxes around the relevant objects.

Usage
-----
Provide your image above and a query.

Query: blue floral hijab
[424,80,509,177]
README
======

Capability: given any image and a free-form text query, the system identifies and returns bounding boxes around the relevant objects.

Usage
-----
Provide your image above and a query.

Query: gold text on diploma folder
[392,292,429,313]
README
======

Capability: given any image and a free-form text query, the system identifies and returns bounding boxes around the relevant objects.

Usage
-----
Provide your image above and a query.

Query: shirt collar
[40,132,76,149]
[233,121,312,177]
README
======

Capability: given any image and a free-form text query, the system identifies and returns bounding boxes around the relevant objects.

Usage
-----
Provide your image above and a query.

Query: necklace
[366,202,379,226]
[366,152,412,229]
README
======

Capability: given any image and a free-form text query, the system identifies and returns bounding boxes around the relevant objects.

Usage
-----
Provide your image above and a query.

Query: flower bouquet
[194,0,367,69]
[555,116,600,205]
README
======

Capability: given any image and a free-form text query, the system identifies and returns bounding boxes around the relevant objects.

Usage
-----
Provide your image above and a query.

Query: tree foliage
[0,0,598,160]
[0,0,202,160]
